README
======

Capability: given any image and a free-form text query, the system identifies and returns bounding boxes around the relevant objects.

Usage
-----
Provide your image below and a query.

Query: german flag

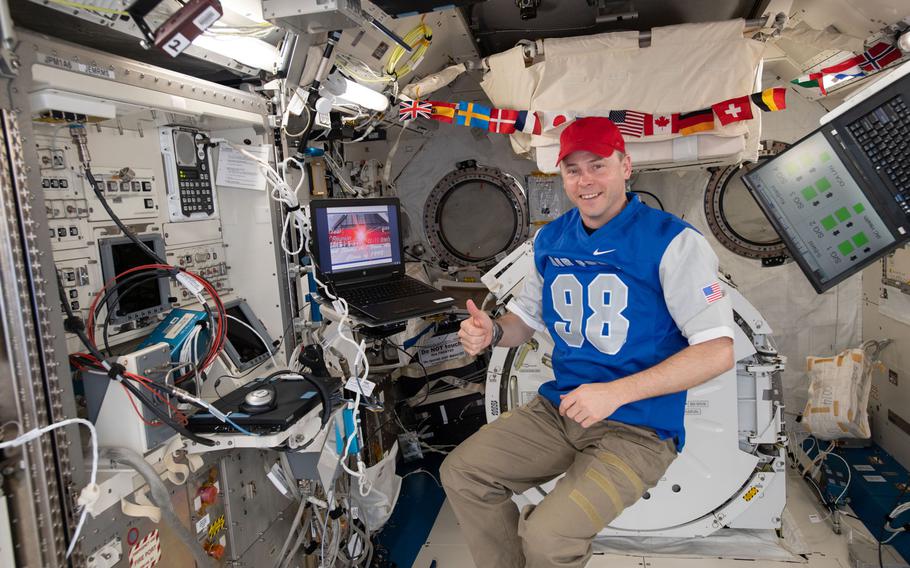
[429,101,456,123]
[751,88,787,112]
[673,109,714,136]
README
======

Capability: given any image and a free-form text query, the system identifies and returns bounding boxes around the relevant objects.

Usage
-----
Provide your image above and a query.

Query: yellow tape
[569,489,604,529]
[596,451,644,497]
[585,468,624,514]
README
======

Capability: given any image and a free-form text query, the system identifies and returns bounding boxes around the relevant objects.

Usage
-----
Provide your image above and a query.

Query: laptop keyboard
[848,95,910,213]
[341,278,438,306]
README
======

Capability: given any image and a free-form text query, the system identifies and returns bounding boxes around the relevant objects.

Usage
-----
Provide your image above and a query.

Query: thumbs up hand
[459,299,494,356]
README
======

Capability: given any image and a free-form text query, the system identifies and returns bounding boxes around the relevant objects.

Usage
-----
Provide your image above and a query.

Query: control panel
[34,123,234,351]
[160,127,218,222]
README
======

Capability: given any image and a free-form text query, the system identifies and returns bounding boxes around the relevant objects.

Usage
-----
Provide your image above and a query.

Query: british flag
[702,281,724,304]
[859,42,902,72]
[608,110,649,138]
[398,99,433,121]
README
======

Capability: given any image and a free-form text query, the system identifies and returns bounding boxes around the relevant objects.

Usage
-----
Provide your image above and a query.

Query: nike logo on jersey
[593,249,615,256]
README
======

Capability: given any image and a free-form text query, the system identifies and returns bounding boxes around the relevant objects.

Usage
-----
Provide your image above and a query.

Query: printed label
[344,377,376,397]
[38,53,116,80]
[161,33,191,57]
[853,464,875,472]
[128,529,161,568]
[419,332,465,367]
[195,513,211,534]
[164,313,196,340]
[864,475,887,483]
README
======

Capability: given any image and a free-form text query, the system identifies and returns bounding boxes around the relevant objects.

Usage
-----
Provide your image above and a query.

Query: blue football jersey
[507,194,734,450]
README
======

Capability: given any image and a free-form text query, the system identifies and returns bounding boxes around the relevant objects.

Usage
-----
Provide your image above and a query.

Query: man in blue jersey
[441,117,735,568]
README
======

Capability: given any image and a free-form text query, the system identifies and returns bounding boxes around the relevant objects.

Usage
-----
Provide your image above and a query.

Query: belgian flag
[673,109,714,136]
[751,88,787,112]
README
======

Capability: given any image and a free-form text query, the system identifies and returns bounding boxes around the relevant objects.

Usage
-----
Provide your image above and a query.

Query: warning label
[419,333,465,367]
[128,529,161,568]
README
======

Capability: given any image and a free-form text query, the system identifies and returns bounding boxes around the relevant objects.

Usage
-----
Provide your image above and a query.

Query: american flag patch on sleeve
[702,281,723,304]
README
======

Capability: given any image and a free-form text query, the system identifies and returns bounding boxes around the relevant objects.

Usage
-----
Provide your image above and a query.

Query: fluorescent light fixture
[192,34,279,71]
[319,72,389,112]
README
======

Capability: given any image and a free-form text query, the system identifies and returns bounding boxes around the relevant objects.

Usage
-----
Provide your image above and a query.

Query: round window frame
[423,163,529,268]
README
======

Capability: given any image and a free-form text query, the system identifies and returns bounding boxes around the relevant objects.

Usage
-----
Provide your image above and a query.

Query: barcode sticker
[193,6,222,31]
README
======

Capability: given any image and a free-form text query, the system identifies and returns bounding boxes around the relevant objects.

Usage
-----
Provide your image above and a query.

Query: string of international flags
[790,40,903,95]
[397,87,787,138]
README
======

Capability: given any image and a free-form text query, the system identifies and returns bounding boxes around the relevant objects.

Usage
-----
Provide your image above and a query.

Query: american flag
[399,100,433,121]
[702,281,724,304]
[608,110,649,138]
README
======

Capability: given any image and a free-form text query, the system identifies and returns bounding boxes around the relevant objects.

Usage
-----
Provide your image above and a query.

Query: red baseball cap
[556,116,626,165]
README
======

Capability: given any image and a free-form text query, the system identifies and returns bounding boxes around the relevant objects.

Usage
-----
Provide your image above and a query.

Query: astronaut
[441,117,736,568]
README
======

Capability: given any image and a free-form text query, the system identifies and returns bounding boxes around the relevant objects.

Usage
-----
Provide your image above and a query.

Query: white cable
[827,451,852,506]
[0,418,99,558]
[222,141,375,497]
[226,314,278,369]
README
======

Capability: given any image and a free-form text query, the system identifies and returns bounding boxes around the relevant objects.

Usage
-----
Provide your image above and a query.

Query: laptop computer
[308,197,455,322]
[742,60,910,292]
[187,377,322,434]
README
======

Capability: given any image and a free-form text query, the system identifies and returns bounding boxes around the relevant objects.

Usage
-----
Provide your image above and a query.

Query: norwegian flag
[398,99,433,121]
[860,42,902,72]
[608,110,650,138]
[702,281,724,304]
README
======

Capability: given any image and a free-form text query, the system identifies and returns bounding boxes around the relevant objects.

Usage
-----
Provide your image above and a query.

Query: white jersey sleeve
[659,228,735,345]
[506,235,547,333]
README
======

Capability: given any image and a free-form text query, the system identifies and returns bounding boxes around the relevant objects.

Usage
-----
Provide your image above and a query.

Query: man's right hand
[459,299,493,356]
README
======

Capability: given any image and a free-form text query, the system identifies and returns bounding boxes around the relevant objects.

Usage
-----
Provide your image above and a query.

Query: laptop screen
[743,130,896,291]
[312,201,402,275]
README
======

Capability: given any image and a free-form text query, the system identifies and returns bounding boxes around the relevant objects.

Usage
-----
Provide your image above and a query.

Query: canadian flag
[646,113,675,135]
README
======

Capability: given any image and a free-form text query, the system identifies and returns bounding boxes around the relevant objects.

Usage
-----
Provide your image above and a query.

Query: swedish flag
[455,102,491,129]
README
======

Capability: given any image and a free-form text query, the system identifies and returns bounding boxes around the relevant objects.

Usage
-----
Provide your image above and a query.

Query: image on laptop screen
[313,202,402,274]
[743,130,896,290]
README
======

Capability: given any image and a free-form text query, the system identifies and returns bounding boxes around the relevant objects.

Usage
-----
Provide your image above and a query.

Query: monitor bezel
[222,298,276,372]
[308,197,404,285]
[742,128,908,293]
[98,234,170,324]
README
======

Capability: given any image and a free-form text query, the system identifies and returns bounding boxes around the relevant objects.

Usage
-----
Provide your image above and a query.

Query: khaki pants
[440,396,678,568]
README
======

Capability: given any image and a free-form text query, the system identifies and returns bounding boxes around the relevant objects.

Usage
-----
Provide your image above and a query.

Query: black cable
[97,271,170,354]
[57,273,215,446]
[84,168,170,267]
[632,190,665,211]
[382,339,430,407]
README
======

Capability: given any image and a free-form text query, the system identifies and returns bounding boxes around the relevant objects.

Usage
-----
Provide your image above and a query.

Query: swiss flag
[711,96,753,126]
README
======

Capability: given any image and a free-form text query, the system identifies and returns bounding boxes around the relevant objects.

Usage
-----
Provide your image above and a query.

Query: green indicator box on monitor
[821,215,837,230]
[838,240,855,256]
[853,203,865,214]
[852,232,869,247]
[820,151,831,162]
[802,187,818,200]
[816,177,832,192]
[835,207,851,222]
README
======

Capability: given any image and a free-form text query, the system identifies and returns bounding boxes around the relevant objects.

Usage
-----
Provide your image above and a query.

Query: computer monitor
[309,198,403,280]
[222,299,275,372]
[98,234,170,323]
[742,130,901,292]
